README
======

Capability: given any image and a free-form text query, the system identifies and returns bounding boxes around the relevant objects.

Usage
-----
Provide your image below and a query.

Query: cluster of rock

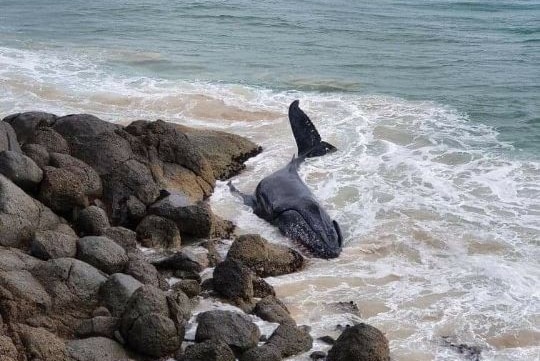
[0,111,390,361]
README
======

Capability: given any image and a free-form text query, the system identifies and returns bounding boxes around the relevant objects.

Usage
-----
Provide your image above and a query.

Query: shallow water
[1,0,539,359]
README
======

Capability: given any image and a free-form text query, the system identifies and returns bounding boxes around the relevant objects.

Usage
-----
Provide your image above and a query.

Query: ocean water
[1,0,539,360]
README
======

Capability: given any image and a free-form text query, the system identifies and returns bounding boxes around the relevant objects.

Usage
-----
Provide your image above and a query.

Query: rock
[92,307,111,318]
[120,285,183,357]
[124,252,168,290]
[318,335,335,345]
[30,126,70,154]
[240,345,282,361]
[0,121,22,153]
[0,247,44,271]
[99,273,143,317]
[49,153,102,197]
[172,279,200,298]
[22,143,50,168]
[253,277,275,298]
[178,124,262,180]
[101,227,137,251]
[0,174,61,248]
[17,324,69,361]
[0,335,18,360]
[213,258,254,308]
[32,258,107,307]
[200,239,223,267]
[267,323,313,358]
[38,166,89,214]
[151,250,205,273]
[195,310,260,353]
[442,336,482,361]
[327,323,390,361]
[149,193,234,239]
[169,288,192,321]
[0,270,52,323]
[77,236,128,274]
[0,150,43,191]
[2,111,56,144]
[31,229,78,260]
[310,351,327,360]
[77,206,110,236]
[66,336,130,361]
[182,339,235,361]
[125,195,146,226]
[75,316,119,339]
[136,215,181,249]
[253,296,295,325]
[227,234,304,277]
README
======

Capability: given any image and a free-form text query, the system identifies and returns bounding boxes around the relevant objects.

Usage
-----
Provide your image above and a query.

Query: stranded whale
[228,101,342,259]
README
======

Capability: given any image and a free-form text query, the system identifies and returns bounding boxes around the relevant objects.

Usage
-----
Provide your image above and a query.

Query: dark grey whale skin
[228,100,342,259]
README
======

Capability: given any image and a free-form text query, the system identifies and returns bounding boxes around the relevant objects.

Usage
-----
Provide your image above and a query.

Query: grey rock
[17,324,69,361]
[172,279,201,298]
[310,351,327,360]
[0,335,18,360]
[31,126,70,154]
[77,206,110,236]
[267,324,313,358]
[2,111,56,144]
[240,345,282,361]
[0,270,52,319]
[99,273,143,317]
[0,150,43,191]
[169,289,192,321]
[127,312,181,357]
[136,215,181,249]
[327,323,390,361]
[254,296,295,325]
[101,227,137,251]
[125,252,168,290]
[0,174,61,248]
[213,258,254,307]
[227,234,304,277]
[49,152,102,197]
[77,236,128,274]
[151,250,204,273]
[0,247,44,271]
[119,285,170,337]
[182,339,235,361]
[0,121,22,153]
[22,143,50,168]
[76,316,118,339]
[38,166,89,214]
[67,336,130,361]
[31,229,78,260]
[253,277,276,298]
[195,310,260,353]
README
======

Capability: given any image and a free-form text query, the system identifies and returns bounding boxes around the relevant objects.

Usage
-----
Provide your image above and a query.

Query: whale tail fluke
[288,100,337,158]
[227,181,256,208]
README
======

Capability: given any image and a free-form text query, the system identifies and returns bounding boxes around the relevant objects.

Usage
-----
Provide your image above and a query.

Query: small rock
[195,310,260,353]
[318,335,335,345]
[253,296,295,325]
[38,166,89,214]
[0,150,43,191]
[0,335,18,360]
[267,323,313,358]
[101,226,137,251]
[17,324,68,361]
[77,206,110,236]
[99,273,143,316]
[22,143,50,168]
[31,126,70,154]
[92,306,111,317]
[327,323,389,361]
[310,351,327,360]
[127,312,181,357]
[213,258,254,308]
[182,339,235,361]
[67,336,130,361]
[253,277,276,298]
[151,251,204,273]
[76,316,118,339]
[240,345,282,361]
[125,252,168,290]
[49,152,102,197]
[77,236,128,274]
[136,214,181,249]
[172,279,201,298]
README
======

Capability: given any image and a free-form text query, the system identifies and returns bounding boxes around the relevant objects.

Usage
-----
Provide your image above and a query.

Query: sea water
[1,1,539,359]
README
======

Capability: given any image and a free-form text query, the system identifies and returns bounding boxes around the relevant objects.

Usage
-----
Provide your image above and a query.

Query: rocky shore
[0,111,390,361]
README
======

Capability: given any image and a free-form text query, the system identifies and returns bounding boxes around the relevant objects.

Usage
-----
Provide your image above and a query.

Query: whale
[228,101,342,259]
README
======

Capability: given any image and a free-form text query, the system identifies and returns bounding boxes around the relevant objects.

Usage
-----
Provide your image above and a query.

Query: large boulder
[326,323,390,361]
[149,193,234,239]
[30,126,70,154]
[67,337,131,361]
[49,153,102,197]
[2,111,56,145]
[38,166,89,214]
[99,273,143,317]
[195,310,260,353]
[120,285,184,357]
[0,150,43,191]
[227,234,304,277]
[253,296,295,325]
[22,143,50,168]
[77,236,128,274]
[31,229,78,260]
[177,124,262,180]
[181,339,235,361]
[266,323,313,358]
[136,215,181,249]
[0,174,61,248]
[0,121,22,153]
